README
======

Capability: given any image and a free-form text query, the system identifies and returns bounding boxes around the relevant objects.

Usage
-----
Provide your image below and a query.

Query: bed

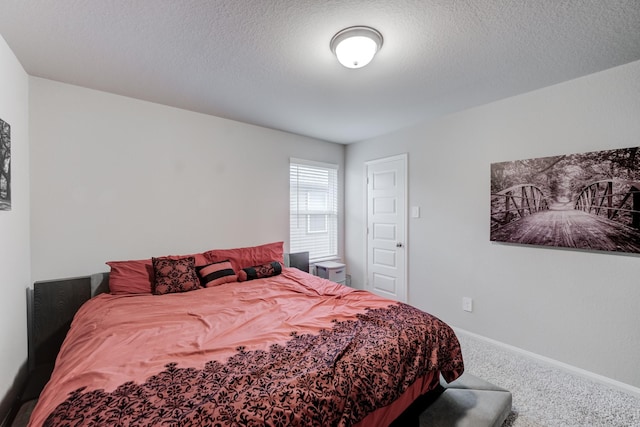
[27,242,464,426]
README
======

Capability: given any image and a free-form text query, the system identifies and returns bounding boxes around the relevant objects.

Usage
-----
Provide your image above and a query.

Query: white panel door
[366,155,407,302]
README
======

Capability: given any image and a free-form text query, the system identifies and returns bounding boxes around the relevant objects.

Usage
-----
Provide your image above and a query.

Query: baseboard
[0,361,29,427]
[454,327,640,399]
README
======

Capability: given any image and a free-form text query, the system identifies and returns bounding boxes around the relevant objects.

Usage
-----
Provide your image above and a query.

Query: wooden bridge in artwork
[490,180,640,252]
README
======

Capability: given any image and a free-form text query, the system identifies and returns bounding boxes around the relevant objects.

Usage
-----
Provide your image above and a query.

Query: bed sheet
[29,268,463,426]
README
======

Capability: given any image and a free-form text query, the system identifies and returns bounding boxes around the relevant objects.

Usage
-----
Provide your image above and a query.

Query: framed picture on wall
[490,146,640,254]
[0,118,10,211]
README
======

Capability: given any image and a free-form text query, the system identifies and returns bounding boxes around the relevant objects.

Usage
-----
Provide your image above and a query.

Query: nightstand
[315,261,346,285]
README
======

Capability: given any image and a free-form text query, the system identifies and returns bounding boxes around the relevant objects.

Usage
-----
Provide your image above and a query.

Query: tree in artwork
[0,118,10,211]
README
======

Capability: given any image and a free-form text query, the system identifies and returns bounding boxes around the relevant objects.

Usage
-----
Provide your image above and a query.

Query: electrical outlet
[462,297,473,312]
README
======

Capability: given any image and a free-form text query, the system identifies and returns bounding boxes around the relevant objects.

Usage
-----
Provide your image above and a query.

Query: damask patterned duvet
[29,268,463,426]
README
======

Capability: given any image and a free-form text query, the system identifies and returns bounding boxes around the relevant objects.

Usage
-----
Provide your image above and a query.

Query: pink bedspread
[29,268,463,426]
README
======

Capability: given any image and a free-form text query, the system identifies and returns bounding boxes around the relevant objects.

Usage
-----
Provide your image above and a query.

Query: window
[290,159,338,262]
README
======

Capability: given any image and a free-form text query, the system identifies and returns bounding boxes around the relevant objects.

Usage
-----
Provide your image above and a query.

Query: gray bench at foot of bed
[419,373,512,427]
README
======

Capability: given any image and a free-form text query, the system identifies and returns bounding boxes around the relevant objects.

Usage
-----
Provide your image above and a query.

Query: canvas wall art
[0,118,10,211]
[491,146,640,254]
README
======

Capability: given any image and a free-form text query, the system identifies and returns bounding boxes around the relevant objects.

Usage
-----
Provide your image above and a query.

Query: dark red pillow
[152,256,201,295]
[237,261,282,282]
[106,259,154,294]
[204,241,284,273]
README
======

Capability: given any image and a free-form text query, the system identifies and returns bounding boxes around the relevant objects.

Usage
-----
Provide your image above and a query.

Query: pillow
[106,259,153,295]
[204,241,284,272]
[106,252,209,295]
[196,260,238,287]
[237,261,282,282]
[152,256,201,295]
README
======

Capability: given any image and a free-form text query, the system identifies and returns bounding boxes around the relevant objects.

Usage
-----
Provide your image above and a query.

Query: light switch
[411,206,420,218]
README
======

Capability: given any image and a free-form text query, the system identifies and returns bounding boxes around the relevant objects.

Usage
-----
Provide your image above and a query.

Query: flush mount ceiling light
[330,26,383,69]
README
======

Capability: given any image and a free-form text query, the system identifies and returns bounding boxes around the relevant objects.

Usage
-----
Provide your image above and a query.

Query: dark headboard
[23,273,109,400]
[27,273,109,369]
[284,251,309,273]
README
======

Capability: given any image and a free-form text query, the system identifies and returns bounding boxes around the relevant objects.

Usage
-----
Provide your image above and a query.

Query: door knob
[396,242,403,248]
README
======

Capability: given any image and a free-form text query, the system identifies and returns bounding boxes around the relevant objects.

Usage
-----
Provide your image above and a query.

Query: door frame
[364,153,408,302]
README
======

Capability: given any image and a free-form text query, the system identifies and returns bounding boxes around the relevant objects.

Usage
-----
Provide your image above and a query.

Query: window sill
[310,256,341,264]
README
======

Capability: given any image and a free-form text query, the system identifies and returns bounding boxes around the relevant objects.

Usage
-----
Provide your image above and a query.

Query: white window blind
[290,159,338,262]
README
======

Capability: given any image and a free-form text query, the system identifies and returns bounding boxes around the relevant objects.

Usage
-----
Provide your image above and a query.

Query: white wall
[346,60,640,388]
[29,78,344,281]
[0,36,30,405]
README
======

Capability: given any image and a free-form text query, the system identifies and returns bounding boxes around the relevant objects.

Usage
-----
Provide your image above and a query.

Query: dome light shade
[330,26,383,69]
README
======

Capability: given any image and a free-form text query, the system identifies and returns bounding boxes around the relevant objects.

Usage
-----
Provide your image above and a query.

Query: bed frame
[25,273,109,402]
[12,251,511,427]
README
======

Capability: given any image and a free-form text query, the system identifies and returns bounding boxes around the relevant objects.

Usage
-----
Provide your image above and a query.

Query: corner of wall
[0,33,31,418]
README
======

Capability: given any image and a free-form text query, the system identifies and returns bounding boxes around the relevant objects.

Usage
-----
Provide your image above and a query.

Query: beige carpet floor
[456,331,640,427]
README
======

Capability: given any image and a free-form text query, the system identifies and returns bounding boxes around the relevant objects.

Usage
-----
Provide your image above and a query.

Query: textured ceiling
[1,1,639,143]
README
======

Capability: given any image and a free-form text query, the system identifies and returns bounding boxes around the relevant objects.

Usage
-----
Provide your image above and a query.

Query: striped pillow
[197,260,238,287]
